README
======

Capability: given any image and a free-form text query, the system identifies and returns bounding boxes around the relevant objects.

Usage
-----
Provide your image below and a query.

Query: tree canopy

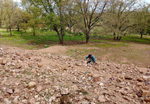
[0,0,150,43]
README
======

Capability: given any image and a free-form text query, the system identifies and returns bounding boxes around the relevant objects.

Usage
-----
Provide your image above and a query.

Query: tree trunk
[9,27,12,36]
[114,33,122,41]
[140,33,143,38]
[59,2,64,45]
[118,36,122,40]
[61,31,64,44]
[113,33,116,40]
[33,27,35,36]
[116,36,119,40]
[85,32,90,43]
[54,25,63,44]
[73,28,76,33]
[60,26,64,44]
[124,33,126,36]
[7,28,9,32]
[17,25,20,31]
[0,21,2,28]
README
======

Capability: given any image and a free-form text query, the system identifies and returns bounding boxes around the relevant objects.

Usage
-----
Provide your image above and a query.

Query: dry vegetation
[66,42,150,68]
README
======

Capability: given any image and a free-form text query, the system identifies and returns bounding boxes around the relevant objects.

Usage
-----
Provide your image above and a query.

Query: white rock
[22,99,28,103]
[7,89,14,94]
[29,98,36,104]
[28,82,36,88]
[4,98,11,104]
[98,95,106,103]
[13,96,19,103]
[143,76,150,80]
[99,82,104,86]
[36,86,42,92]
[61,88,69,95]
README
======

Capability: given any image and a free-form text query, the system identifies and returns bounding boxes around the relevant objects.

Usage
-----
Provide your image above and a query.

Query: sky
[144,0,150,3]
[13,0,150,3]
[13,0,21,2]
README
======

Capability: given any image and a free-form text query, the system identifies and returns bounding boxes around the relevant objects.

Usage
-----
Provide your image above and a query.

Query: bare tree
[0,0,4,28]
[132,2,150,38]
[103,0,138,40]
[63,0,78,32]
[76,0,108,43]
[3,0,18,36]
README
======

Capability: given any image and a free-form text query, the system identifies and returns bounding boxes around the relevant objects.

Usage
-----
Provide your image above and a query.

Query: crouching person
[85,54,96,64]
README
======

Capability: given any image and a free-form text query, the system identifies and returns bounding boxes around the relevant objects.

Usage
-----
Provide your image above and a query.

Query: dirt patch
[64,41,85,45]
[37,45,67,53]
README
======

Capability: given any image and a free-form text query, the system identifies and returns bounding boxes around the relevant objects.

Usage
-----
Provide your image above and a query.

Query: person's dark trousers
[87,61,91,64]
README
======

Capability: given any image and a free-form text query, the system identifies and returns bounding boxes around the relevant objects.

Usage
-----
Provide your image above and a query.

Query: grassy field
[0,28,150,68]
[0,29,85,49]
[0,28,150,49]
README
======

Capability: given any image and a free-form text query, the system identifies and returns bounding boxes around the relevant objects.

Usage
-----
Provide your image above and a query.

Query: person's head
[88,54,92,58]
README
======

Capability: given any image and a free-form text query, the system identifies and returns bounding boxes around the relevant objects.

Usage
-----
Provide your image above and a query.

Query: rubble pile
[0,46,150,104]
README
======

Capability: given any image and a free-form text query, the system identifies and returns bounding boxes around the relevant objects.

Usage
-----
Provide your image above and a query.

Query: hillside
[0,46,150,104]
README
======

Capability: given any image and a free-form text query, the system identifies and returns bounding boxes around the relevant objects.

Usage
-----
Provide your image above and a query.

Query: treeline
[0,0,150,44]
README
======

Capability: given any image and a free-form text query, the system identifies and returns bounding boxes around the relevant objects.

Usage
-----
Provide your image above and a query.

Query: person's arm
[85,56,89,59]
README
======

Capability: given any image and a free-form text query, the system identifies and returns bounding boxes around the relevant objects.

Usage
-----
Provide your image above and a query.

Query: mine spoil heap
[0,46,150,104]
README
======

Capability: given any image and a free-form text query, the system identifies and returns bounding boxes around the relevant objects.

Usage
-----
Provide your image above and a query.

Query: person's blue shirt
[85,55,96,63]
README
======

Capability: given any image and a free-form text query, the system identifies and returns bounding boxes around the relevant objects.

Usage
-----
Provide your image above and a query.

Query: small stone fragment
[7,89,14,94]
[123,96,131,101]
[125,76,132,80]
[4,98,11,104]
[37,63,42,67]
[36,86,42,92]
[13,96,19,103]
[136,90,143,97]
[29,98,36,104]
[61,88,69,95]
[98,95,106,103]
[28,82,36,88]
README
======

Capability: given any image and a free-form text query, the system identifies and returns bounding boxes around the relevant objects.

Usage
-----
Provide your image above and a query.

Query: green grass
[0,28,150,50]
[90,34,150,44]
[0,29,85,49]
[121,35,150,44]
[88,42,128,48]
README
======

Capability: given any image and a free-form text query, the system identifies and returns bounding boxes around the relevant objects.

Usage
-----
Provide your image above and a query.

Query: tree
[23,0,70,44]
[22,1,42,36]
[103,0,138,40]
[132,3,150,38]
[76,0,107,43]
[13,8,24,32]
[20,11,31,34]
[62,0,78,32]
[3,0,18,36]
[28,7,42,36]
[0,0,4,28]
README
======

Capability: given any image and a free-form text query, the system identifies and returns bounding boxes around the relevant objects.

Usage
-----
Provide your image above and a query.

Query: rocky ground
[0,46,150,104]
